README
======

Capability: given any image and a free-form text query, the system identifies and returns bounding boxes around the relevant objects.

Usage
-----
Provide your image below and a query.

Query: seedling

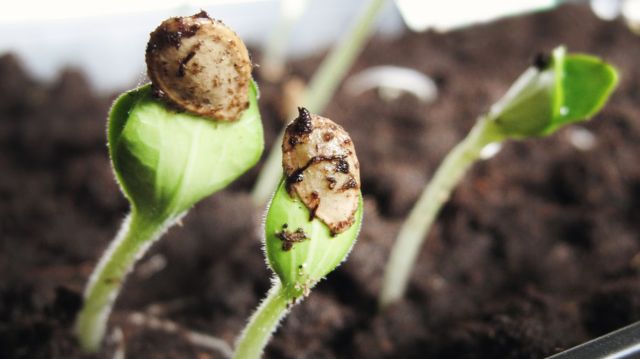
[74,12,263,352]
[234,108,363,359]
[379,47,619,307]
[251,0,386,205]
[260,0,309,82]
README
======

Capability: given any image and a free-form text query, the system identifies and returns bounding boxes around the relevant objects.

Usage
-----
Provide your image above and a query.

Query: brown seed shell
[145,11,252,121]
[283,108,361,235]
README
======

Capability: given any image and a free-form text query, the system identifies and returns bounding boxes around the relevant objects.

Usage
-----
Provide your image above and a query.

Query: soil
[2,4,640,358]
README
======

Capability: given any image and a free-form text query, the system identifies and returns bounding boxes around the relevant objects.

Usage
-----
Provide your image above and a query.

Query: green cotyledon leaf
[545,51,619,134]
[265,179,363,299]
[489,47,618,139]
[108,80,263,220]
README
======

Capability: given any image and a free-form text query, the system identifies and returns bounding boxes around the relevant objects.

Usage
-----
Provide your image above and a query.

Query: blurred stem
[233,281,292,359]
[74,211,175,352]
[304,0,386,114]
[261,0,309,82]
[251,0,387,205]
[379,117,504,308]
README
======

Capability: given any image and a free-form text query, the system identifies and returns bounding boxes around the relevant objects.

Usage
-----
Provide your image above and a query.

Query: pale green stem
[74,210,177,352]
[251,0,387,205]
[233,281,292,359]
[303,0,386,115]
[251,130,285,205]
[261,0,307,82]
[379,117,504,308]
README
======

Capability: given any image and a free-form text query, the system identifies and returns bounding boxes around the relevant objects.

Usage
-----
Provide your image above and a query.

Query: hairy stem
[233,281,292,359]
[74,211,176,352]
[251,0,386,205]
[379,117,503,307]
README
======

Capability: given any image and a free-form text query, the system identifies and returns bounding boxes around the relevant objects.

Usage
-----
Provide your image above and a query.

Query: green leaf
[491,67,556,137]
[108,81,264,219]
[264,179,363,299]
[489,47,618,139]
[545,53,620,134]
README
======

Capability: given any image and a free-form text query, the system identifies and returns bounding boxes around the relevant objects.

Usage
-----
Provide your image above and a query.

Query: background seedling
[74,13,263,352]
[260,0,309,82]
[251,0,386,205]
[234,109,362,359]
[379,46,619,307]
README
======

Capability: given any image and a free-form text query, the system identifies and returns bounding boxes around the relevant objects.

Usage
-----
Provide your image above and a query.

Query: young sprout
[74,12,263,352]
[234,108,362,359]
[379,47,619,307]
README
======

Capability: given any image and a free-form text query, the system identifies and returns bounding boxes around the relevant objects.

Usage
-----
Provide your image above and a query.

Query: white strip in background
[394,0,557,32]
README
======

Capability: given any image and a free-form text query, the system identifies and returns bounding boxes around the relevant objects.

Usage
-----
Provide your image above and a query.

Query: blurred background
[2,0,638,93]
[0,0,402,93]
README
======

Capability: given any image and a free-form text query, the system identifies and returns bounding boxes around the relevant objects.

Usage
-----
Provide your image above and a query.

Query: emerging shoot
[233,108,362,359]
[74,12,263,352]
[379,47,618,307]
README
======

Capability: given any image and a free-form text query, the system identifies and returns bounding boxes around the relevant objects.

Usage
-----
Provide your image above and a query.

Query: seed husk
[146,11,252,121]
[282,108,361,234]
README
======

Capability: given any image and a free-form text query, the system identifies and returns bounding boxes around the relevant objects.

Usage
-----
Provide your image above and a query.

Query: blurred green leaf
[545,53,620,134]
[490,47,618,139]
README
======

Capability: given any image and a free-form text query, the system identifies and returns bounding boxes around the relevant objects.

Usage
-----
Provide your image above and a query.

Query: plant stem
[304,0,386,115]
[379,117,504,308]
[233,281,292,359]
[251,0,386,205]
[251,130,285,205]
[74,211,176,352]
[261,0,308,82]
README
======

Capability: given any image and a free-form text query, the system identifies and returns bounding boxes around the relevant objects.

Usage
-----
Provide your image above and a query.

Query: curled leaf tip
[282,108,360,235]
[489,46,618,138]
[146,12,252,121]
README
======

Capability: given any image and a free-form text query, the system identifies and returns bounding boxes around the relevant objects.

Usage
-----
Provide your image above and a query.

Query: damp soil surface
[2,4,640,358]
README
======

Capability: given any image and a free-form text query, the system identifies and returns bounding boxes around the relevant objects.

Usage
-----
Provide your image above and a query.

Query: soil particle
[533,52,551,70]
[276,226,309,251]
[341,176,358,191]
[326,176,337,189]
[192,10,210,19]
[290,107,314,136]
[335,158,349,173]
[177,50,197,77]
[285,167,305,194]
[146,19,200,52]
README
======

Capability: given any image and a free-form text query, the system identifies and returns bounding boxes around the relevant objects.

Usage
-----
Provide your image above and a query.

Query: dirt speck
[335,158,349,173]
[533,52,551,70]
[276,226,309,251]
[177,50,197,77]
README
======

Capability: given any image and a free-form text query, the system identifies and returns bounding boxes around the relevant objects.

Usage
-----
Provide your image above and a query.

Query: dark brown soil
[2,4,640,358]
